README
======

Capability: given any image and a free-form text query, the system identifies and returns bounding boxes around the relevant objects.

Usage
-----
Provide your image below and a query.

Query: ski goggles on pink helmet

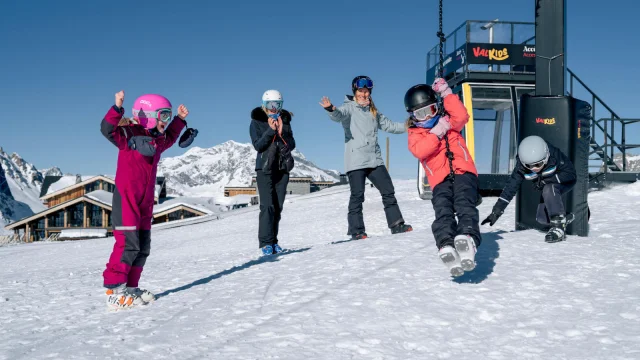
[134,108,172,128]
[411,103,439,121]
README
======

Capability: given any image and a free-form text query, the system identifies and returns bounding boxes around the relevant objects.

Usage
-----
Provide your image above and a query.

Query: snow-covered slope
[1,180,639,359]
[0,148,62,233]
[158,140,340,197]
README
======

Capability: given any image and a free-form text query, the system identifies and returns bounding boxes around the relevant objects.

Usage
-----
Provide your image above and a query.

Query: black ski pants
[256,170,289,248]
[347,165,404,235]
[431,172,481,249]
[536,182,575,224]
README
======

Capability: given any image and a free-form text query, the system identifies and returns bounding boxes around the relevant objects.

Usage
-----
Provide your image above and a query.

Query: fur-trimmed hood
[251,107,292,124]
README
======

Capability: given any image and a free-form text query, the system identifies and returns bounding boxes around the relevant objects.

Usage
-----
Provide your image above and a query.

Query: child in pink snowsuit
[100,91,189,310]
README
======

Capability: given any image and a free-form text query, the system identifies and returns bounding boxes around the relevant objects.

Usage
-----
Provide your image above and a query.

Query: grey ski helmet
[518,135,549,169]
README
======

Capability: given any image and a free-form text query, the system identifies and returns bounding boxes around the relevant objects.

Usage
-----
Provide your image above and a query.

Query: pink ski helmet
[132,94,173,129]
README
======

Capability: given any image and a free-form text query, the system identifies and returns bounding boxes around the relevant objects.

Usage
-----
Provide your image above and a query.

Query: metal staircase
[567,69,640,186]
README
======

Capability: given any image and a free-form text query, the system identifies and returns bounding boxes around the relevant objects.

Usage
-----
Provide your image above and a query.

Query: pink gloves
[429,115,451,139]
[432,78,452,98]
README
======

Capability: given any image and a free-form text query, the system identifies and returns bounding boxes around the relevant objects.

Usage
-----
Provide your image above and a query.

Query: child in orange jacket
[405,78,481,277]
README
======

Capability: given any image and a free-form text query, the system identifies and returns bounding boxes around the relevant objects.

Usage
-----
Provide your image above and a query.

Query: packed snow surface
[1,180,639,359]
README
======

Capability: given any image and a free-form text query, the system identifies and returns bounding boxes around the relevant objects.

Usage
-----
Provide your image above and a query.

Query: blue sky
[0,0,637,179]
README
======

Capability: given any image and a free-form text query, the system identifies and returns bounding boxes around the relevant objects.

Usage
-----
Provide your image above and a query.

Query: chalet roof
[40,175,114,199]
[84,190,113,207]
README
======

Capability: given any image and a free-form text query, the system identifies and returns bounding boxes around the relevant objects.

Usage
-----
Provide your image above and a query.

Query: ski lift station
[418,19,640,201]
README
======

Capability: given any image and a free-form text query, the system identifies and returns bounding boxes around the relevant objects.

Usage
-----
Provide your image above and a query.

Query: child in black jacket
[482,136,577,242]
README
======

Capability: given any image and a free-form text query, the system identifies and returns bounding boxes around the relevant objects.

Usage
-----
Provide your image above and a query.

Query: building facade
[3,175,213,242]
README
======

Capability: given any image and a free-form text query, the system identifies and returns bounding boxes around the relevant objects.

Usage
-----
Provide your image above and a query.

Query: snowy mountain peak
[0,148,60,233]
[158,140,340,197]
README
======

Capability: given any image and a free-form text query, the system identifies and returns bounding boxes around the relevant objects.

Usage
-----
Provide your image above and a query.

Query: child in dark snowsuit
[406,78,481,277]
[482,135,577,243]
[101,91,194,311]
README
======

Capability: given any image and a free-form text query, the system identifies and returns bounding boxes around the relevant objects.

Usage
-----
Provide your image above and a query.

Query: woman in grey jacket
[320,75,412,240]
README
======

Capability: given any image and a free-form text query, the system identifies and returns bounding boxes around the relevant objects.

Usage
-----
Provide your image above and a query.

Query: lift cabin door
[417,83,534,199]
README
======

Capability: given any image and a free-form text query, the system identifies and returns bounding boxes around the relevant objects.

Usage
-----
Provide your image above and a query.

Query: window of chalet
[88,204,103,227]
[47,211,64,228]
[68,203,84,227]
[104,182,115,193]
[85,180,101,193]
[168,210,182,222]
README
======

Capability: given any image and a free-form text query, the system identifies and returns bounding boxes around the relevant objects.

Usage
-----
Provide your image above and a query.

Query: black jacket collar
[251,107,292,124]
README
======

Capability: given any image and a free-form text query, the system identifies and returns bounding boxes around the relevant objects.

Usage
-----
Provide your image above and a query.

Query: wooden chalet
[2,174,214,242]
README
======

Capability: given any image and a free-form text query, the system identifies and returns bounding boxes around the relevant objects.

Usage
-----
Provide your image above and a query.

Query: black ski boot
[391,223,413,235]
[545,213,575,243]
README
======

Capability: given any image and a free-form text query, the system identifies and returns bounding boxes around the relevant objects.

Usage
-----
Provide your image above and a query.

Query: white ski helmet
[262,89,282,102]
[518,135,549,170]
[262,90,283,113]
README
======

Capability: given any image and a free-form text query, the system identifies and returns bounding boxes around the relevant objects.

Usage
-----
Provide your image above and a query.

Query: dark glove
[534,179,546,191]
[179,128,198,148]
[128,136,156,157]
[481,211,502,226]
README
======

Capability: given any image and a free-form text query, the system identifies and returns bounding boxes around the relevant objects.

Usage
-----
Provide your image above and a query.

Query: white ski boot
[105,284,145,312]
[127,287,156,303]
[454,234,477,271]
[438,245,464,277]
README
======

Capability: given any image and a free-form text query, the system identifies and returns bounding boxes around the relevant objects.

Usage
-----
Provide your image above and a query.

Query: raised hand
[177,104,189,119]
[432,78,452,98]
[115,90,125,108]
[319,96,333,109]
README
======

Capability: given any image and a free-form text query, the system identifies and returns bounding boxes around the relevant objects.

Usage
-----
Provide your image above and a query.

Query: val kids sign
[467,43,535,66]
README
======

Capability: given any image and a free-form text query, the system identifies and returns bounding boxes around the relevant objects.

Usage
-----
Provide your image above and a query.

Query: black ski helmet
[352,75,373,94]
[404,84,437,112]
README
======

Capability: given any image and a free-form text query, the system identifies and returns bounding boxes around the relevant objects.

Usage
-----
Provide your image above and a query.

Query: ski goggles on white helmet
[411,103,439,121]
[523,152,549,171]
[136,108,173,123]
[263,100,283,112]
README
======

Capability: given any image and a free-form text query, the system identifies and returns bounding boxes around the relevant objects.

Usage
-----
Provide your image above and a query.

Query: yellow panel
[461,83,475,161]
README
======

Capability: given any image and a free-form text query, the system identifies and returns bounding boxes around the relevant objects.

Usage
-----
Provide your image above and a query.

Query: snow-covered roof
[43,175,116,197]
[153,197,219,215]
[84,190,113,207]
[45,175,95,195]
